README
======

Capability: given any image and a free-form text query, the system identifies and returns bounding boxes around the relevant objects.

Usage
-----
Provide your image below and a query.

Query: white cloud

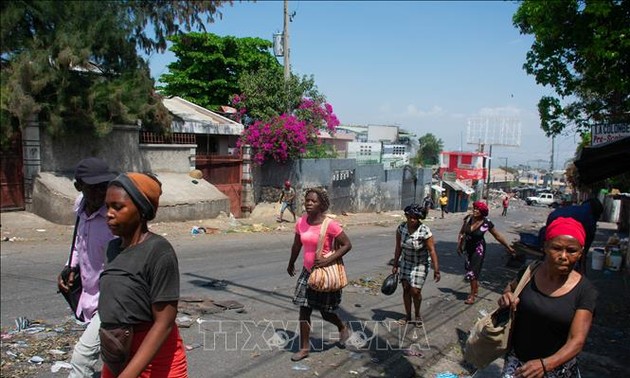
[404,104,444,118]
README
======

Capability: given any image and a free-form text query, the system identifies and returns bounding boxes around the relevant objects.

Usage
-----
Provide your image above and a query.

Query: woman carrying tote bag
[286,188,352,362]
[497,217,597,378]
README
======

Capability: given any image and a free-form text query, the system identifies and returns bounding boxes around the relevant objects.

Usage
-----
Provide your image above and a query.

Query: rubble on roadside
[1,317,82,377]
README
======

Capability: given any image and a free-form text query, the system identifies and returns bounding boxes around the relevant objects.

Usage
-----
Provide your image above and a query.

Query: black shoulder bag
[59,216,84,321]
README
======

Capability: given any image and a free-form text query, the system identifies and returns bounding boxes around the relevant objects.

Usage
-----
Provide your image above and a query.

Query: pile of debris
[1,317,82,377]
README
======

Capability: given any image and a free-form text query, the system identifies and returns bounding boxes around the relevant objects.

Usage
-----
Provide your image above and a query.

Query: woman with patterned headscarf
[457,201,515,304]
[391,203,440,326]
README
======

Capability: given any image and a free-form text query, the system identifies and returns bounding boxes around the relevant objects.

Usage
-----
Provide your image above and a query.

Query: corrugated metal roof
[163,96,244,135]
[443,179,475,194]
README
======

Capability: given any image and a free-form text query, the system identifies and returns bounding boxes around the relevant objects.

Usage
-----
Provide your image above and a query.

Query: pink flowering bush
[238,98,340,164]
[229,94,248,123]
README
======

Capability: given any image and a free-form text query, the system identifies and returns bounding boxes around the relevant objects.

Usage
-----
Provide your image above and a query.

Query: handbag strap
[67,215,81,267]
[512,260,542,297]
[315,217,332,259]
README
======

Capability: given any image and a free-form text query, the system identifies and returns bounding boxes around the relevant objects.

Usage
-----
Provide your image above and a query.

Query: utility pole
[283,0,290,83]
[550,136,555,188]
[485,145,492,200]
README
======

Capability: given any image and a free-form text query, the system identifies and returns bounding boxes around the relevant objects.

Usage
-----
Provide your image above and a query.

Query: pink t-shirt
[295,215,343,271]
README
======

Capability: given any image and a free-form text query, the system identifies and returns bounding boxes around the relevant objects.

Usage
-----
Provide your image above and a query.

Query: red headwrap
[473,201,489,217]
[545,217,586,246]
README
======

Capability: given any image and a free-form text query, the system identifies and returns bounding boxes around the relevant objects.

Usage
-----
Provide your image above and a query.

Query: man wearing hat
[57,157,117,378]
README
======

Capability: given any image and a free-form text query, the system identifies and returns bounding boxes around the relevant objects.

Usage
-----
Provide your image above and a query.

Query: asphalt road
[0,207,532,377]
[2,205,540,377]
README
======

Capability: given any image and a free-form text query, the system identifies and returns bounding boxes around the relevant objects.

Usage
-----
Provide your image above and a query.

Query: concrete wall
[39,125,193,174]
[253,159,430,214]
[31,125,229,224]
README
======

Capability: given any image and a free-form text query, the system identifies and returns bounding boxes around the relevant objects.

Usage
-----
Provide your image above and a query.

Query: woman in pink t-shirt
[287,188,353,362]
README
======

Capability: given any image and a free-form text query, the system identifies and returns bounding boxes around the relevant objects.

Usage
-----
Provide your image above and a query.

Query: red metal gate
[196,155,243,218]
[0,131,25,210]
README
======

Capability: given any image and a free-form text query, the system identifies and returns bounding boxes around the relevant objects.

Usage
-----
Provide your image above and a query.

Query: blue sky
[146,0,579,169]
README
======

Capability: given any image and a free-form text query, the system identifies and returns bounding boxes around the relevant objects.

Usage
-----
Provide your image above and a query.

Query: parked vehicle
[525,192,561,207]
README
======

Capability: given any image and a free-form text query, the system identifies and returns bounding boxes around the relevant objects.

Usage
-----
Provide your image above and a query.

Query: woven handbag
[307,217,348,292]
[463,261,541,369]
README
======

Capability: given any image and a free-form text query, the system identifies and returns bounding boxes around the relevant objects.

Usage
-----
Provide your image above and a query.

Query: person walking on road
[287,187,352,362]
[502,195,509,216]
[57,157,117,378]
[439,192,449,218]
[99,173,187,377]
[391,204,440,326]
[457,201,515,304]
[422,194,434,215]
[498,217,597,377]
[278,180,297,222]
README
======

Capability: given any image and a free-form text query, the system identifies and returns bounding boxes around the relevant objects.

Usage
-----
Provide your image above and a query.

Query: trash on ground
[28,355,44,364]
[292,363,310,371]
[50,361,72,373]
[185,343,202,351]
[403,349,424,357]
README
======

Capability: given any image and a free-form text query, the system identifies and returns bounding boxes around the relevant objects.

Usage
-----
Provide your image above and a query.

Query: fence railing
[139,132,196,145]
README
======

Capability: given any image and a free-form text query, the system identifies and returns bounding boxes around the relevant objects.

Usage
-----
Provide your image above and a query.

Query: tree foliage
[513,0,630,137]
[159,33,281,110]
[0,0,228,147]
[414,133,443,166]
[236,67,324,124]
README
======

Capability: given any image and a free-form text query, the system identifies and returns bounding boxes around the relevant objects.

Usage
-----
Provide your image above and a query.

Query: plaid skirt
[399,248,430,289]
[502,350,579,378]
[293,268,342,313]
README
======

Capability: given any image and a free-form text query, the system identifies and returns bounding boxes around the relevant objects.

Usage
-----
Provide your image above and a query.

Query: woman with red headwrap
[457,201,515,304]
[497,217,597,377]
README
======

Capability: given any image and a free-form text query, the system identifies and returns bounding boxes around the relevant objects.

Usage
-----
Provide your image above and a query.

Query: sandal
[291,350,309,361]
[339,325,351,346]
[413,316,424,327]
[397,316,412,325]
[464,295,476,305]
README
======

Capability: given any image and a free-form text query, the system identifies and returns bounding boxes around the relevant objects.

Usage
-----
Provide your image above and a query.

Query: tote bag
[307,217,348,292]
[463,261,541,369]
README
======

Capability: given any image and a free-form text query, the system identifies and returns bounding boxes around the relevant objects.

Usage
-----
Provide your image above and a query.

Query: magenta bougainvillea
[238,98,340,165]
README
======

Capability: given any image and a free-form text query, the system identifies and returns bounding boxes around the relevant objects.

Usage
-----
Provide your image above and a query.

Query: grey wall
[30,125,229,224]
[39,125,193,175]
[253,159,430,214]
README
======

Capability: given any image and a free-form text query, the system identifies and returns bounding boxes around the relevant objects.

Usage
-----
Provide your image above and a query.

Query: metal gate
[400,165,417,208]
[0,131,25,211]
[196,155,243,218]
[330,169,355,213]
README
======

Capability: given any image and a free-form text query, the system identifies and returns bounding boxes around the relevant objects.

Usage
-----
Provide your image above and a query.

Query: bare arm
[456,219,467,254]
[514,309,594,378]
[497,279,520,312]
[287,233,302,276]
[315,231,352,267]
[392,231,402,274]
[489,227,516,255]
[119,301,178,378]
[426,236,440,282]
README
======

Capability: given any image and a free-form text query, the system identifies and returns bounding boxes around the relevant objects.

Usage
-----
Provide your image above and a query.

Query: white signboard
[591,123,630,145]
